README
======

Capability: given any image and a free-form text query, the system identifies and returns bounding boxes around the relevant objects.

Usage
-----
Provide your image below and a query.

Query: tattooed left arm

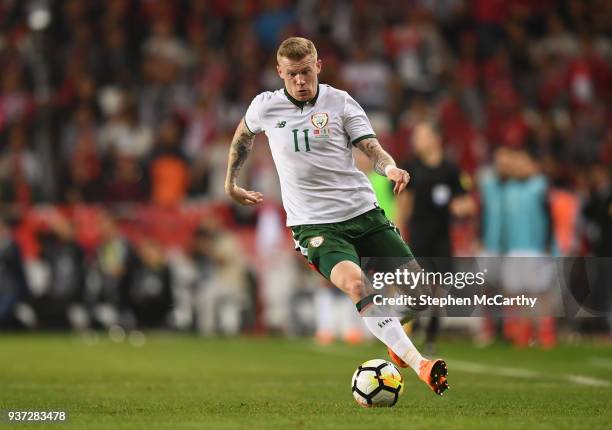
[355,137,410,194]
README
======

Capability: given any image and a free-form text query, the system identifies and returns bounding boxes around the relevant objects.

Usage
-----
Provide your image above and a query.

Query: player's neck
[284,84,320,108]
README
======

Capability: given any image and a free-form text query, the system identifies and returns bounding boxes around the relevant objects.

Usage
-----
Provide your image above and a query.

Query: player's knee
[330,260,366,302]
[338,277,365,302]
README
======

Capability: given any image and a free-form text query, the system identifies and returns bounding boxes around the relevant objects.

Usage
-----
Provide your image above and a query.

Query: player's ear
[315,58,322,74]
[277,64,283,78]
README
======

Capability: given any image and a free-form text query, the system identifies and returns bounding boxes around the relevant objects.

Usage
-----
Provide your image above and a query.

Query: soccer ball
[351,359,404,407]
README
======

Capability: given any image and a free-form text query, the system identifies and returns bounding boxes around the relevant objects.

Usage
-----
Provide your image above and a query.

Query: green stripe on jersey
[243,119,255,135]
[351,134,377,146]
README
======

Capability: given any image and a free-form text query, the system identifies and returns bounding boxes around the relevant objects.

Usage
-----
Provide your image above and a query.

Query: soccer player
[224,37,448,395]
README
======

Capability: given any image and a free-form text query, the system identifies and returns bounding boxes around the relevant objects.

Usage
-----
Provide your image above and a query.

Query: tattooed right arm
[224,118,263,205]
[225,118,255,192]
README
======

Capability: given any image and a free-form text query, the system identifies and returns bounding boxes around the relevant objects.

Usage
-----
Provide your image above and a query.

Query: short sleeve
[342,93,376,145]
[244,94,264,134]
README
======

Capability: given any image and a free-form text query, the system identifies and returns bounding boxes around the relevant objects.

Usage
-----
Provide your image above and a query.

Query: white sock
[361,312,423,374]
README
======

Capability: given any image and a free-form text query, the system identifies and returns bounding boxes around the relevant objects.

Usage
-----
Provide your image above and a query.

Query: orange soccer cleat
[386,349,449,395]
[419,359,449,395]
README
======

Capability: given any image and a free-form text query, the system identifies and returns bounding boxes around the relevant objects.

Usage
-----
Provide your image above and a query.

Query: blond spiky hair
[277,37,318,62]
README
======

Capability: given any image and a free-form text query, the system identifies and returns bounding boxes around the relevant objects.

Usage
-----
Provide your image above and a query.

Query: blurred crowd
[0,0,610,206]
[0,209,259,333]
[0,0,611,338]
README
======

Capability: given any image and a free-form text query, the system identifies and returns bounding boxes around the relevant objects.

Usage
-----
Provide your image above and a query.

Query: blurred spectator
[581,162,612,328]
[397,122,474,350]
[98,23,135,86]
[474,146,513,344]
[182,93,218,196]
[96,91,151,203]
[0,64,35,133]
[0,218,30,329]
[583,162,612,258]
[88,211,135,329]
[296,0,353,48]
[0,124,42,205]
[340,44,392,112]
[31,213,87,329]
[182,93,217,160]
[124,239,173,328]
[104,156,149,204]
[533,14,578,60]
[569,104,607,163]
[138,45,191,130]
[255,204,297,334]
[384,6,446,96]
[59,104,99,162]
[478,146,512,255]
[56,72,99,118]
[195,226,250,335]
[472,0,505,58]
[142,16,190,71]
[397,122,473,248]
[566,33,611,109]
[58,104,102,203]
[148,116,190,206]
[254,0,296,50]
[170,222,216,331]
[501,149,551,257]
[500,148,556,348]
[99,93,153,160]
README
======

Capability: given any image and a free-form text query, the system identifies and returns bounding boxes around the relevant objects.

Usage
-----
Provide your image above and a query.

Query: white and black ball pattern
[351,359,404,407]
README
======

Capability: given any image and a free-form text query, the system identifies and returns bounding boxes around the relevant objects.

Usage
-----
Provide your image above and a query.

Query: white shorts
[501,251,555,294]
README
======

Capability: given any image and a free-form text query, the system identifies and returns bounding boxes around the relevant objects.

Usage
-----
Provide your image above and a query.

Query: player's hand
[387,167,410,194]
[226,184,263,205]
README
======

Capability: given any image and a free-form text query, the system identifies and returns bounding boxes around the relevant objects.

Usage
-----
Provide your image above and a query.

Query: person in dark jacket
[0,217,31,329]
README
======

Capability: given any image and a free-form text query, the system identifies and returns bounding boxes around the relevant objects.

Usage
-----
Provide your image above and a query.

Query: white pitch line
[452,359,610,387]
[307,345,611,388]
[564,374,611,387]
[452,360,538,379]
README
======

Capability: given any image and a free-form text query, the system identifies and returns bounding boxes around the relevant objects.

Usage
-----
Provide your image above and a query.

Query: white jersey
[245,84,379,226]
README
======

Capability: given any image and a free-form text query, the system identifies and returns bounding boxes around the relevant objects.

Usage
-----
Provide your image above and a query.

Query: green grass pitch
[1,334,611,429]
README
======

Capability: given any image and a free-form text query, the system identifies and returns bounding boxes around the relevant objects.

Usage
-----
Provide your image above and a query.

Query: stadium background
[0,0,610,342]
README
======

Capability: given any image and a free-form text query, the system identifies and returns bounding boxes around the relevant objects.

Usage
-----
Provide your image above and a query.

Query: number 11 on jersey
[292,129,311,152]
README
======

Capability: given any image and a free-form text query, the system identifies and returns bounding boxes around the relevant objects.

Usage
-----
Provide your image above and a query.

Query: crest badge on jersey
[311,113,329,129]
[309,236,325,248]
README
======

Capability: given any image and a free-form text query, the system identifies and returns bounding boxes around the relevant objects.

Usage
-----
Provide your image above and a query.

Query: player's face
[277,54,321,101]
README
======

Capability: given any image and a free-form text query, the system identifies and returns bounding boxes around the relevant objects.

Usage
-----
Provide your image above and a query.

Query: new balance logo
[378,318,393,329]
[275,121,286,128]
